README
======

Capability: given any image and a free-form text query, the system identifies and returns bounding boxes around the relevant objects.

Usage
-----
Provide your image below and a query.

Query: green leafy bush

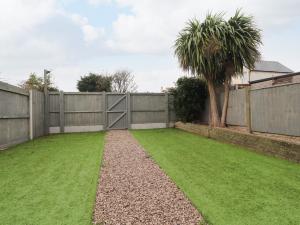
[77,73,112,92]
[172,77,208,122]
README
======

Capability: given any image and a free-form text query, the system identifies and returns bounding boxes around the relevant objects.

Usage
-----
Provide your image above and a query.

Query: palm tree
[175,11,261,127]
[174,14,225,127]
[220,10,261,127]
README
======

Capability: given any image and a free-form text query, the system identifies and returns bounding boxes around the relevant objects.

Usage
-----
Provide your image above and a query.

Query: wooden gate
[105,93,128,129]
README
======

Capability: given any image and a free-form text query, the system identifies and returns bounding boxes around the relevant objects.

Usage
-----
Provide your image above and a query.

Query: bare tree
[111,70,138,93]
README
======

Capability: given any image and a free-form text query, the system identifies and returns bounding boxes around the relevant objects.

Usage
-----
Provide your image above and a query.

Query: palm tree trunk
[207,79,220,127]
[221,76,231,127]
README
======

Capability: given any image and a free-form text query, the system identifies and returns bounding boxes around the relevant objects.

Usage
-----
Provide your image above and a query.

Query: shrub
[172,77,208,122]
[77,73,112,92]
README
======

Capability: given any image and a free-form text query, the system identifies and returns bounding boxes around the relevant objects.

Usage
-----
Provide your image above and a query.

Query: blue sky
[0,0,299,91]
[62,0,131,30]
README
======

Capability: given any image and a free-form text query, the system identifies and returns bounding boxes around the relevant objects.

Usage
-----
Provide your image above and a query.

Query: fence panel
[130,93,167,129]
[226,89,246,126]
[0,82,29,149]
[64,93,103,126]
[251,83,300,136]
[49,93,60,130]
[200,89,246,126]
[48,92,104,133]
[31,90,45,138]
[199,83,300,136]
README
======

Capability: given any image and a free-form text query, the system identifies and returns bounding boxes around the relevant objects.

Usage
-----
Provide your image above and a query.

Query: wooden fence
[201,83,300,136]
[1,80,299,149]
[1,85,175,148]
[47,92,176,133]
[250,83,300,136]
[0,82,44,149]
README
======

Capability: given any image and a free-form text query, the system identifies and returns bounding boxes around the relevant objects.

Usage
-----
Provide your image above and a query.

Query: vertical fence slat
[59,91,65,133]
[29,90,33,140]
[44,70,49,135]
[245,86,252,133]
[103,92,106,130]
[127,92,131,129]
[44,93,49,135]
[32,90,45,138]
[165,93,169,128]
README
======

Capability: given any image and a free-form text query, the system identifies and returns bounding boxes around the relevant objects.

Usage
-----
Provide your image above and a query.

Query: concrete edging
[0,137,29,150]
[49,125,104,133]
[175,122,300,163]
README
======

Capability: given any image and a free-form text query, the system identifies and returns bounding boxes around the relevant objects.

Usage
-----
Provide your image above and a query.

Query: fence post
[165,93,169,128]
[102,92,106,130]
[127,92,131,129]
[29,89,34,140]
[59,91,65,133]
[245,86,252,133]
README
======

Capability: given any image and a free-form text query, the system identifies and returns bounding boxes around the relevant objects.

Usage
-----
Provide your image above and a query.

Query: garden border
[175,122,300,163]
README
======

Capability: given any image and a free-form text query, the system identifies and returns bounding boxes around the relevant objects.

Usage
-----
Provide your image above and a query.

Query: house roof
[251,60,293,73]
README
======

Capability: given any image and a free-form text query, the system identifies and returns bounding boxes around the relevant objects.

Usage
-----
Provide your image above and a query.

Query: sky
[0,0,299,91]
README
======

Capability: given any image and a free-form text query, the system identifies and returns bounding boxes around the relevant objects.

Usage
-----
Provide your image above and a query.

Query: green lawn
[131,128,300,225]
[0,132,104,225]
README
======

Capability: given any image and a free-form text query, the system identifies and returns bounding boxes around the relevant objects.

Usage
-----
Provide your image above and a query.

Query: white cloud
[70,14,105,43]
[107,0,300,54]
[0,0,299,91]
[0,0,60,82]
[87,0,112,5]
[0,0,107,87]
[135,68,181,92]
[0,0,57,39]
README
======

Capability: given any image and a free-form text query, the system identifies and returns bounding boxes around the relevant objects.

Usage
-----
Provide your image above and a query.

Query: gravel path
[93,130,202,225]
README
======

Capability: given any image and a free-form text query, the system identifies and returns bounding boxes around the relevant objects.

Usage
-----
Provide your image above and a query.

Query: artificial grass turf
[0,132,104,225]
[131,128,300,225]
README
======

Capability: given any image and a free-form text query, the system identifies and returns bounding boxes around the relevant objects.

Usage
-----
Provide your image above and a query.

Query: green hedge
[172,77,208,122]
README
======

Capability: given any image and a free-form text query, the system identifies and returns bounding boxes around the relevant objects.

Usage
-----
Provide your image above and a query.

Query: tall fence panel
[48,92,104,133]
[64,92,104,132]
[226,89,246,126]
[49,92,60,133]
[199,83,300,136]
[30,89,45,138]
[200,89,247,126]
[250,83,300,136]
[130,93,168,129]
[0,82,30,149]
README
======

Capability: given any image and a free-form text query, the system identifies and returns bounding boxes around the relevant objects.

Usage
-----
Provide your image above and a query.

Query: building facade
[250,72,300,90]
[232,60,294,85]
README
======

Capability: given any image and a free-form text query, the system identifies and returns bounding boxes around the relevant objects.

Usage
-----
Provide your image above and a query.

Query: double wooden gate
[105,93,128,130]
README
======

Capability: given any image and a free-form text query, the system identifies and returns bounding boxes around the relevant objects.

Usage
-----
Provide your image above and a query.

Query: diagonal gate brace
[108,95,126,111]
[108,112,126,129]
